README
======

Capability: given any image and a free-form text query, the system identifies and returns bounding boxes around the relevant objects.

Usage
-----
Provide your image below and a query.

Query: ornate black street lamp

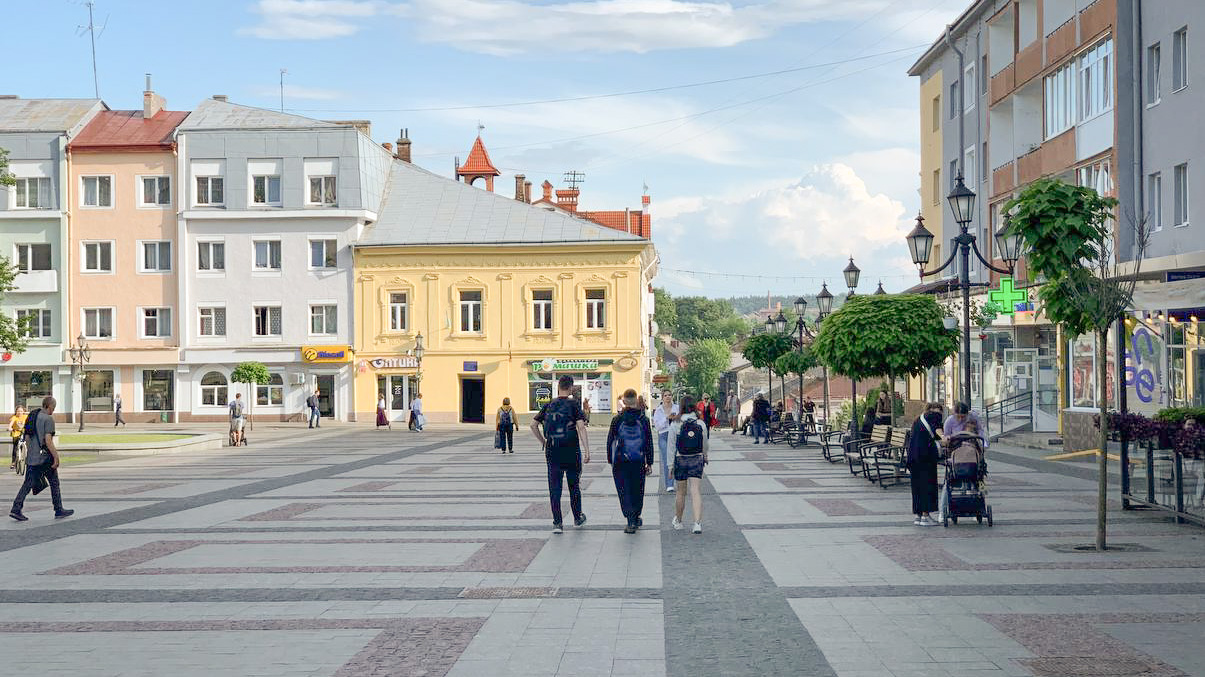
[816,283,834,430]
[842,258,861,432]
[68,332,91,432]
[763,315,775,396]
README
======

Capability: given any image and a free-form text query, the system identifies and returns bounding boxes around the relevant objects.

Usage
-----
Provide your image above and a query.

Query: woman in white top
[376,394,390,430]
[668,395,710,534]
[651,389,679,493]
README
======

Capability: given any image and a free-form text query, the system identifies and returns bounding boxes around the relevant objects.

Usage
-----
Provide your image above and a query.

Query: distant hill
[727,293,847,316]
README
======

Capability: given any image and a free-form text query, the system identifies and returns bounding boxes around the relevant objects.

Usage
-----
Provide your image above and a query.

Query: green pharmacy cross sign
[989,277,1029,315]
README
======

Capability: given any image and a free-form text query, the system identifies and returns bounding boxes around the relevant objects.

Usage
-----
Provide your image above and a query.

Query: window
[1045,62,1076,138]
[1173,27,1188,91]
[1148,173,1163,231]
[16,244,51,272]
[253,305,282,337]
[1078,38,1113,121]
[931,96,940,131]
[14,177,50,209]
[253,240,282,271]
[964,146,977,187]
[252,175,281,205]
[257,373,284,406]
[83,370,114,411]
[143,369,173,411]
[586,289,606,329]
[532,289,553,330]
[82,242,112,273]
[389,293,408,331]
[310,304,337,335]
[308,176,336,205]
[141,241,172,272]
[16,309,51,339]
[81,175,112,207]
[198,306,226,337]
[459,290,482,332]
[1147,44,1162,104]
[949,82,959,119]
[197,241,225,271]
[83,307,114,339]
[949,159,959,189]
[963,62,976,111]
[141,176,171,206]
[309,239,337,268]
[14,371,52,410]
[981,142,989,183]
[932,169,941,205]
[981,54,988,94]
[1174,163,1189,226]
[1077,159,1112,197]
[195,176,224,205]
[142,307,171,338]
[200,371,227,407]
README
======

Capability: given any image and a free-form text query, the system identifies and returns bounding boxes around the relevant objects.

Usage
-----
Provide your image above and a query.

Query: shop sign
[652,374,670,383]
[366,356,419,369]
[301,345,352,363]
[988,277,1029,315]
[463,361,478,372]
[531,358,600,372]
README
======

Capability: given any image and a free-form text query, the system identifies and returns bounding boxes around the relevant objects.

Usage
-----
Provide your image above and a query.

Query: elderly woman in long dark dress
[906,403,945,526]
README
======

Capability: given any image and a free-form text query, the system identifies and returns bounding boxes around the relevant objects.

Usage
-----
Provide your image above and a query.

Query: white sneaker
[913,518,925,526]
[672,516,683,530]
[666,485,676,493]
[921,516,939,526]
[692,522,702,534]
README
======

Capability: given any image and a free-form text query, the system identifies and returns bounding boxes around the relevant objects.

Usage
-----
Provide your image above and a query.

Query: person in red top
[696,394,716,438]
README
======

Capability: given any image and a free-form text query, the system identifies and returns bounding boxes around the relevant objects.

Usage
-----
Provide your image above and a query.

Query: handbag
[30,468,49,495]
[494,431,502,449]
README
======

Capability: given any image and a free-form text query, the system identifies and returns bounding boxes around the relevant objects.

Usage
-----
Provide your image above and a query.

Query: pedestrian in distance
[905,402,945,526]
[9,405,26,471]
[409,393,424,431]
[670,395,709,534]
[751,392,771,444]
[875,391,892,425]
[307,390,322,429]
[727,391,740,434]
[697,394,716,438]
[607,389,654,534]
[496,397,517,453]
[801,396,817,432]
[652,389,679,493]
[9,396,73,521]
[376,393,391,430]
[531,374,591,534]
[229,393,246,446]
[114,393,126,427]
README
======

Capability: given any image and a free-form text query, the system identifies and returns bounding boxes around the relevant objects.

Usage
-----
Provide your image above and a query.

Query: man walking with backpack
[531,374,591,534]
[306,390,321,428]
[10,396,73,522]
[607,389,654,534]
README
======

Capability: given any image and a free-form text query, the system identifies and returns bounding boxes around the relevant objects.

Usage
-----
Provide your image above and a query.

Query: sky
[4,0,973,299]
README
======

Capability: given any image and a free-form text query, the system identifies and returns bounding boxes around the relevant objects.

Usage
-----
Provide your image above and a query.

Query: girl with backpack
[669,395,709,534]
[606,389,654,534]
[496,398,517,453]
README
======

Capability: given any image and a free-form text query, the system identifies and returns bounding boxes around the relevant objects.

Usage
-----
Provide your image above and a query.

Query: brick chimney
[524,180,532,204]
[143,74,165,118]
[555,188,579,213]
[395,128,412,162]
[541,180,553,202]
[212,94,228,102]
[514,174,527,202]
[383,142,393,153]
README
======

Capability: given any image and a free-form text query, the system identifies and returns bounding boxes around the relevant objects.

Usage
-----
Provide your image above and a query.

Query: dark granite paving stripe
[778,582,1205,598]
[988,448,1123,482]
[660,481,836,677]
[0,587,664,603]
[0,434,483,553]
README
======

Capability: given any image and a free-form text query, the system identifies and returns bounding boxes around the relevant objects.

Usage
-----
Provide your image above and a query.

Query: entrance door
[461,377,485,423]
[315,375,335,418]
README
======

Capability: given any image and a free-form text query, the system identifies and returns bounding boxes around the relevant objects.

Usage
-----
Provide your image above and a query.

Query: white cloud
[240,0,382,39]
[251,84,345,100]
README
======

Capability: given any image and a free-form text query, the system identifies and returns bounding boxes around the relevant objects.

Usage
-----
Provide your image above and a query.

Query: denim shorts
[673,453,705,481]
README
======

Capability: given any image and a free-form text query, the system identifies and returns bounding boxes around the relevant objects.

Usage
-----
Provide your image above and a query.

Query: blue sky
[6,0,971,299]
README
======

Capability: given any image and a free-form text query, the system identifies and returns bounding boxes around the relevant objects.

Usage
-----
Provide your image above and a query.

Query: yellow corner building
[352,160,657,425]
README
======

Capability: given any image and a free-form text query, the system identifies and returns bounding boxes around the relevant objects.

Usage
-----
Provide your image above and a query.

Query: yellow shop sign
[301,346,352,363]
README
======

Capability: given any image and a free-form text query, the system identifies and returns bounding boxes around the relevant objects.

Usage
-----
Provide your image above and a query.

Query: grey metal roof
[0,98,104,132]
[358,160,648,247]
[178,98,340,130]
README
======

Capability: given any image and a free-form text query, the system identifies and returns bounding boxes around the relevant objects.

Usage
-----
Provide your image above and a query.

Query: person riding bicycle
[9,405,26,471]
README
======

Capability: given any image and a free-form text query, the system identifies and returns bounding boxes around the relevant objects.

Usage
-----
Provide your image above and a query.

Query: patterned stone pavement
[1,423,1204,676]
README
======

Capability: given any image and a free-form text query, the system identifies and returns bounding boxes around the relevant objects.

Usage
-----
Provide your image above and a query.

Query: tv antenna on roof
[76,1,108,98]
[563,170,585,190]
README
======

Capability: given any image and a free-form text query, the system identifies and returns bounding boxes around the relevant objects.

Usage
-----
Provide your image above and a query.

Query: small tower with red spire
[454,134,501,192]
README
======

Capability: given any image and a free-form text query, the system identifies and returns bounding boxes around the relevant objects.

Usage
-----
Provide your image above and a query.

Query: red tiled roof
[457,136,500,176]
[69,110,187,151]
[580,209,651,238]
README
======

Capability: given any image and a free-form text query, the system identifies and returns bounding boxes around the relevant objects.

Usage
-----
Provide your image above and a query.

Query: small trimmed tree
[775,348,818,415]
[231,361,271,431]
[742,332,794,398]
[812,294,958,425]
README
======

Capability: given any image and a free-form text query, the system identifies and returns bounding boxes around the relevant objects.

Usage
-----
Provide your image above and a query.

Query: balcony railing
[12,270,58,293]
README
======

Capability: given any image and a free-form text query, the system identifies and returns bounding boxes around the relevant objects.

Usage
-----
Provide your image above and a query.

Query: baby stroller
[940,433,992,527]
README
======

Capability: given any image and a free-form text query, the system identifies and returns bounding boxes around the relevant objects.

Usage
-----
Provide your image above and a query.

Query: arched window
[200,371,228,406]
[257,373,284,406]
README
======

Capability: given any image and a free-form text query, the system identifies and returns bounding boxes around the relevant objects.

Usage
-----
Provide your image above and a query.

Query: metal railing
[983,390,1032,441]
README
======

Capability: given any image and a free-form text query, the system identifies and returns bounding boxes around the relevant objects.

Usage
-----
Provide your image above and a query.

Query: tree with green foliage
[231,362,272,431]
[1003,177,1148,551]
[775,348,818,412]
[0,148,30,353]
[0,148,16,187]
[673,296,748,344]
[742,332,794,397]
[681,338,730,397]
[653,288,677,336]
[812,294,957,425]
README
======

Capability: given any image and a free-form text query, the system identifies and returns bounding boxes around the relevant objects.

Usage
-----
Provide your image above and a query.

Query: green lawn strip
[58,454,123,466]
[58,433,191,444]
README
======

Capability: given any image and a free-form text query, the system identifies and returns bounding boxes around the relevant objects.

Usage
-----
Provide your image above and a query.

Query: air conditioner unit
[290,373,307,386]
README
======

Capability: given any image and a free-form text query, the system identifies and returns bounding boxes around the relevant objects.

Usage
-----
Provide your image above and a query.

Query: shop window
[529,377,555,412]
[143,370,174,411]
[200,371,228,406]
[83,370,114,411]
[1069,334,1116,408]
[14,370,51,410]
[257,373,284,406]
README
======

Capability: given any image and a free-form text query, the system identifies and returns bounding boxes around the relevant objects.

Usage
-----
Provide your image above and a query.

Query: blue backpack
[614,418,645,464]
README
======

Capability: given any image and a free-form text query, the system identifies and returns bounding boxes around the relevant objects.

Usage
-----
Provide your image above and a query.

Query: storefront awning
[1130,277,1205,311]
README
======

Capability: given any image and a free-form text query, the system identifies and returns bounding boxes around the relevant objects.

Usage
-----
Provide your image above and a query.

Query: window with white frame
[949,159,959,189]
[304,158,337,205]
[140,176,171,206]
[195,176,224,206]
[252,174,282,205]
[1148,173,1163,231]
[963,62,976,112]
[1077,159,1112,197]
[200,371,227,406]
[931,96,940,132]
[141,307,171,338]
[532,289,553,330]
[83,307,114,339]
[197,241,225,271]
[16,309,51,339]
[81,175,113,207]
[459,290,482,332]
[1174,163,1189,226]
[964,146,977,187]
[309,239,337,268]
[16,244,51,272]
[82,241,112,273]
[308,176,336,205]
[14,177,51,209]
[585,289,606,329]
[253,305,282,337]
[198,306,226,337]
[257,373,284,406]
[949,82,959,119]
[1173,27,1188,91]
[389,292,408,331]
[1078,38,1113,121]
[1044,61,1076,138]
[1148,43,1162,104]
[310,304,337,335]
[141,241,171,272]
[253,240,281,271]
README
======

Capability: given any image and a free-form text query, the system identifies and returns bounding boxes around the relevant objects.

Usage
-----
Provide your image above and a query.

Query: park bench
[866,427,912,488]
[845,424,891,478]
[820,427,846,462]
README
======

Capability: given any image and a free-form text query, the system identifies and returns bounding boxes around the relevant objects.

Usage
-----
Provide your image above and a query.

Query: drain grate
[458,586,558,599]
[1023,657,1159,676]
[1043,542,1157,554]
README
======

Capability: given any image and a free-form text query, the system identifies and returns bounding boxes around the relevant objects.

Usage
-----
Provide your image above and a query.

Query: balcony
[992,162,1016,197]
[1016,41,1044,85]
[1046,18,1077,65]
[990,65,1015,106]
[1080,0,1116,42]
[12,270,58,293]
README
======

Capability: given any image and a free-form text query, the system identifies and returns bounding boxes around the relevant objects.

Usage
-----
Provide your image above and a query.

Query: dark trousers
[547,458,583,525]
[612,461,646,525]
[12,463,63,513]
[114,408,125,426]
[10,437,18,465]
[498,427,513,451]
[309,407,321,427]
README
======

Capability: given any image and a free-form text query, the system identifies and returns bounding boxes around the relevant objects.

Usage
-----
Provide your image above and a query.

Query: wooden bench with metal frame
[866,427,912,488]
[845,424,891,478]
[820,427,846,462]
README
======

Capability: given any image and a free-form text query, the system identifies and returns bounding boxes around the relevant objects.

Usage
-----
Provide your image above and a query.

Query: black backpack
[542,398,579,449]
[23,408,41,442]
[499,409,513,428]
[677,418,705,455]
